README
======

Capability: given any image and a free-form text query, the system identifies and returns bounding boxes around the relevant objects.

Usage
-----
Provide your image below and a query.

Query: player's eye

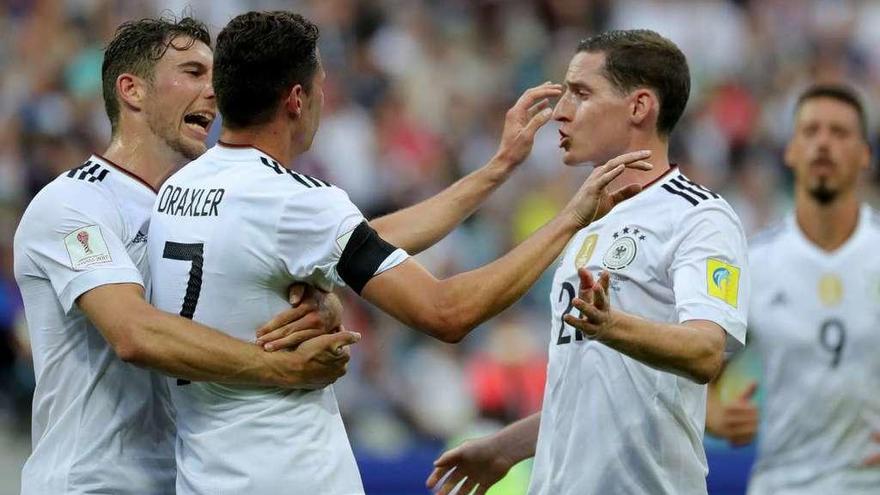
[830,126,849,139]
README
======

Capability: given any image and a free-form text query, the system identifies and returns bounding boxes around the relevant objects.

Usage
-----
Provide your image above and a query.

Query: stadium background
[1,0,879,493]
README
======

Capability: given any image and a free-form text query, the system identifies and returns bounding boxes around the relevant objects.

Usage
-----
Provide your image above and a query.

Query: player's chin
[179,138,208,161]
[560,149,581,166]
[560,149,592,167]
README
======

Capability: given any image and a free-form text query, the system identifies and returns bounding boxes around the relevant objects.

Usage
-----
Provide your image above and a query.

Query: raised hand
[494,82,564,166]
[564,268,613,339]
[256,283,344,351]
[561,151,653,229]
[426,436,514,495]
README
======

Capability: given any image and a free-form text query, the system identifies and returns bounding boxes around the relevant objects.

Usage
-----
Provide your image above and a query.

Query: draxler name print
[156,184,225,218]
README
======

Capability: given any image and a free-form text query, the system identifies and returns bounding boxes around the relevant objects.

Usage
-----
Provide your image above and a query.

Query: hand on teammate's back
[256,283,344,351]
[561,151,653,229]
[494,82,563,166]
[426,436,514,495]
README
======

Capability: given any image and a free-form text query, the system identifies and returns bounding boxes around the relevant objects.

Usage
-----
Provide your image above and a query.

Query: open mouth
[184,111,214,133]
[559,130,571,150]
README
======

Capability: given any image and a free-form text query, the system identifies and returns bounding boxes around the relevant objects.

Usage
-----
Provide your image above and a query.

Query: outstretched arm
[361,152,652,343]
[371,83,562,254]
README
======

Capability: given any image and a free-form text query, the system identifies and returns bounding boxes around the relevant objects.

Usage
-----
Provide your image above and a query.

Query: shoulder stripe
[669,177,708,200]
[300,174,325,188]
[66,159,109,184]
[305,174,332,188]
[289,172,314,188]
[679,176,720,198]
[260,156,322,188]
[661,183,699,206]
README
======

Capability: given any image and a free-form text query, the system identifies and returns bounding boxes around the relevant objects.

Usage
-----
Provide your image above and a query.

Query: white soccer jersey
[147,143,408,495]
[528,168,748,495]
[13,155,175,494]
[746,206,880,495]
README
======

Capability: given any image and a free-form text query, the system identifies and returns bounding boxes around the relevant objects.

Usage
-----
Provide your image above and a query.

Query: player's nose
[552,95,570,122]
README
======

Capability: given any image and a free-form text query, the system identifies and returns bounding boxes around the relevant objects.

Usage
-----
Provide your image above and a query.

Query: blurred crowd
[3,0,880,491]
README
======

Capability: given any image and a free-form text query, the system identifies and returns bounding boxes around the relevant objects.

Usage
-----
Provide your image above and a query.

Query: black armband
[337,221,398,294]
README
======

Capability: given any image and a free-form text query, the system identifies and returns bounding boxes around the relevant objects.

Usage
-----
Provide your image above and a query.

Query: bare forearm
[438,214,580,337]
[371,156,514,254]
[493,412,541,463]
[599,312,725,384]
[131,309,286,385]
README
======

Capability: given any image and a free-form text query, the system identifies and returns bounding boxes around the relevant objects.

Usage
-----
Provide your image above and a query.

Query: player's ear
[630,88,656,128]
[285,85,304,120]
[116,73,147,112]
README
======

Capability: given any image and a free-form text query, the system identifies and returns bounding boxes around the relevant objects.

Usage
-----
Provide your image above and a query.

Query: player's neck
[607,137,672,193]
[794,189,861,252]
[102,132,187,191]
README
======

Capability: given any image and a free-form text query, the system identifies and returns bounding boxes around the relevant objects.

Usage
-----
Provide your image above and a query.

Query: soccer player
[13,17,353,495]
[427,30,749,495]
[147,11,652,495]
[706,84,880,494]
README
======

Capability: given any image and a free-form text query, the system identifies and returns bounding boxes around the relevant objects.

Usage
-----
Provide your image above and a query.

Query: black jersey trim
[680,176,720,198]
[662,174,721,206]
[258,156,333,188]
[337,221,398,294]
[661,183,699,206]
[669,177,709,200]
[66,160,110,185]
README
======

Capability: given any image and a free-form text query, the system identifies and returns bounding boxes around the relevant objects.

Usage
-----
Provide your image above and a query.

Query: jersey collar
[90,154,158,194]
[216,141,287,166]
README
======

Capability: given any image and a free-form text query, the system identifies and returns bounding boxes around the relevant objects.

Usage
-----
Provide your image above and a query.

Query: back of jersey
[148,144,365,495]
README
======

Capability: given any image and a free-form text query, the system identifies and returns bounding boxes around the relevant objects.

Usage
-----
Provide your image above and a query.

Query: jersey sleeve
[276,186,408,292]
[669,202,749,353]
[15,183,143,313]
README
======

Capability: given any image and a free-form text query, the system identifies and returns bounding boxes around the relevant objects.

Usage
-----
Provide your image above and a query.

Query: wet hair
[213,11,320,129]
[102,16,210,135]
[578,29,690,135]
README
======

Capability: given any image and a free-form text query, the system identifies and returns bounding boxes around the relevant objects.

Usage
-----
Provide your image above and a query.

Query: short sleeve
[15,184,143,313]
[669,202,749,353]
[276,186,407,291]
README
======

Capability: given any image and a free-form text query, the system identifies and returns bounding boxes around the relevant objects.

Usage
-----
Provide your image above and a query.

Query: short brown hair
[578,30,690,135]
[102,16,210,135]
[213,11,320,129]
[795,83,868,139]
